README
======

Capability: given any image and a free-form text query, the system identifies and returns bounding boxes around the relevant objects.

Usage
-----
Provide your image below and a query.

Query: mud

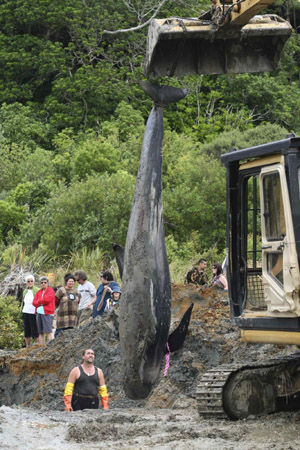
[1,406,300,449]
[0,285,299,448]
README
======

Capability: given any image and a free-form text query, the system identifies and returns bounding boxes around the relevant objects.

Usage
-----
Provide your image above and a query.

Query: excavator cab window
[241,173,264,311]
[263,172,286,241]
[262,172,285,288]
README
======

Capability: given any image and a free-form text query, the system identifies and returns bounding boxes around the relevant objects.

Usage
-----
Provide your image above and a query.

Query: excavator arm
[210,0,278,26]
[145,0,292,76]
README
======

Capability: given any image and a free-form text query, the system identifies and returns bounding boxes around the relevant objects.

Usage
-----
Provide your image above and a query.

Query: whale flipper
[166,303,194,353]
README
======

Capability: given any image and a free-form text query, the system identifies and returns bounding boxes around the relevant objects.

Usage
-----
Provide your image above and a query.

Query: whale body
[119,82,188,399]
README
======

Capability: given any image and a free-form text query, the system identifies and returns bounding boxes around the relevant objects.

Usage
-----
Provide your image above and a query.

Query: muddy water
[1,406,300,449]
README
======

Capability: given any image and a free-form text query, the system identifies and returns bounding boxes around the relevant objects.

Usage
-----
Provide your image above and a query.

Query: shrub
[0,296,24,349]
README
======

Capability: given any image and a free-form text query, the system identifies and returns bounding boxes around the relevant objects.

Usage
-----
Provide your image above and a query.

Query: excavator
[144,0,300,420]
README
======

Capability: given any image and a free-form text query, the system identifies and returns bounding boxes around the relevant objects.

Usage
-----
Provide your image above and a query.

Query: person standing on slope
[64,348,109,411]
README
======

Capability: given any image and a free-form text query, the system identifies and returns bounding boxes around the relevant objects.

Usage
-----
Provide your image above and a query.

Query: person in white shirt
[74,270,96,325]
[21,274,39,347]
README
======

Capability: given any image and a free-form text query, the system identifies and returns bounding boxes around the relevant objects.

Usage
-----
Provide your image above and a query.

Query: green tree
[11,181,50,212]
[163,140,226,252]
[21,171,135,257]
[0,201,26,244]
[201,123,289,159]
[0,102,52,149]
[0,297,24,350]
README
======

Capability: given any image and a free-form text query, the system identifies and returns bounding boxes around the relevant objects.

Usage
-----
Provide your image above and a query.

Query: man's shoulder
[84,280,96,290]
[184,266,199,281]
[46,286,55,295]
[184,266,208,285]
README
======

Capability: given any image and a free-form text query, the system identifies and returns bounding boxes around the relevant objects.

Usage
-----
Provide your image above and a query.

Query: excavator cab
[221,137,300,344]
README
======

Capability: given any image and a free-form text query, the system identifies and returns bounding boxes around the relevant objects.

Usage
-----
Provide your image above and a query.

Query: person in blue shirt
[89,271,120,318]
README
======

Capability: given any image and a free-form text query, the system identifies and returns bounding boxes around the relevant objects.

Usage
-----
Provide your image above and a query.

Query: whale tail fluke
[166,303,194,354]
[139,80,188,107]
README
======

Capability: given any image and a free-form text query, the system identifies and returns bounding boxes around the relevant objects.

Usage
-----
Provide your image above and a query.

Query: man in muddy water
[64,349,109,411]
[184,258,208,286]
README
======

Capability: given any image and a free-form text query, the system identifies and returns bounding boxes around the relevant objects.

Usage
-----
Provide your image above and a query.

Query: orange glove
[64,395,73,411]
[64,382,74,411]
[101,396,109,410]
[99,385,109,410]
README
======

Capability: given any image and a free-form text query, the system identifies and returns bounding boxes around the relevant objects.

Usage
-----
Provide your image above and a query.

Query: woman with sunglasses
[21,274,39,347]
[33,276,55,344]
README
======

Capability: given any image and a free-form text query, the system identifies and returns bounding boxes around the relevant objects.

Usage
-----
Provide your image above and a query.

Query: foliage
[20,171,135,258]
[220,72,300,132]
[0,102,52,149]
[0,296,24,350]
[0,201,26,244]
[164,149,226,252]
[0,244,52,274]
[70,247,107,274]
[201,123,289,159]
[11,181,51,212]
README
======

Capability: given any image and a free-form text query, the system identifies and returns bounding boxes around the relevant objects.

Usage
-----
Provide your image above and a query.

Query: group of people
[21,270,121,347]
[184,258,228,291]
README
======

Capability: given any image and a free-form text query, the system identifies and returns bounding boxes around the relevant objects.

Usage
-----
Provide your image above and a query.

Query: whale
[112,243,194,353]
[119,81,188,399]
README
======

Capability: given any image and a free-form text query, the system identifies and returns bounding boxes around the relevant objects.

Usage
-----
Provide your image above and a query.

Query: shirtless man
[64,349,109,411]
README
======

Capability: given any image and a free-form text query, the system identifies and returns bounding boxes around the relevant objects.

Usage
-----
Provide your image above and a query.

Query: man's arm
[97,286,112,311]
[87,295,97,308]
[98,368,109,410]
[64,367,80,411]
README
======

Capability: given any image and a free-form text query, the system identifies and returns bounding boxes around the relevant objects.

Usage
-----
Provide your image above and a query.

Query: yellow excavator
[145,0,300,420]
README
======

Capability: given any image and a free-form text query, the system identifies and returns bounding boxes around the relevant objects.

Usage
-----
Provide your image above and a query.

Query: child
[109,285,121,308]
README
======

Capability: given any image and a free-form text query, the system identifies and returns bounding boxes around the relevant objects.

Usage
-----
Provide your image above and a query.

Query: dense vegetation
[0,0,300,281]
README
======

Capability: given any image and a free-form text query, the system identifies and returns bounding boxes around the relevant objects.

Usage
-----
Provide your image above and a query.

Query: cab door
[260,164,300,315]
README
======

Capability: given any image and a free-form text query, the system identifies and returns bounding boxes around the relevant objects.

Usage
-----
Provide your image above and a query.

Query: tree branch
[102,0,169,35]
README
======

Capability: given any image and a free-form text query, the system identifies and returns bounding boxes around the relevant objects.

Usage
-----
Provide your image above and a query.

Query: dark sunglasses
[40,281,48,284]
[27,280,34,283]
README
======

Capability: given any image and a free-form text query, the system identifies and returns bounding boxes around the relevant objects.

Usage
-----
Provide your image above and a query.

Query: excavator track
[195,352,300,420]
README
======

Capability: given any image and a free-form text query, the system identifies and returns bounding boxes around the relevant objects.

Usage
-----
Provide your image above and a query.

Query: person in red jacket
[33,276,55,344]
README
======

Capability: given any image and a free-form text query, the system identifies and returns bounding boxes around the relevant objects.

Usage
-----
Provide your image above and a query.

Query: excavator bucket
[145,15,292,77]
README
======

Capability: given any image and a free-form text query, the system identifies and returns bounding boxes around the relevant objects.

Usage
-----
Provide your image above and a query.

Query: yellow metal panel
[239,155,284,170]
[242,329,300,345]
[243,311,268,317]
[229,0,276,26]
